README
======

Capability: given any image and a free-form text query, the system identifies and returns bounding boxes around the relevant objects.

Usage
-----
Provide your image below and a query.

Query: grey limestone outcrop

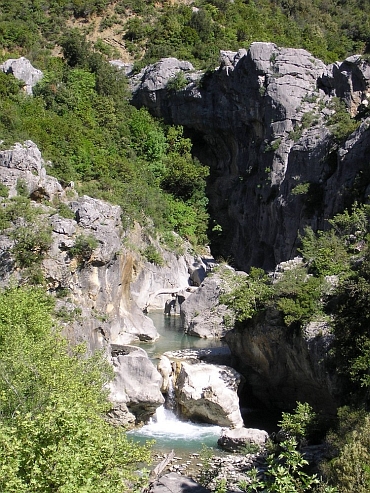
[0,57,43,94]
[218,427,268,452]
[131,43,370,270]
[180,264,240,339]
[174,361,244,428]
[108,345,164,425]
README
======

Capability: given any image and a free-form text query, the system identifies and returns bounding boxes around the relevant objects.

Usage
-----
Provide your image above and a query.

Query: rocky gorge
[1,45,369,490]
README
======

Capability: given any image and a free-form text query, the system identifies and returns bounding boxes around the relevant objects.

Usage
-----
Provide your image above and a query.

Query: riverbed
[128,311,227,456]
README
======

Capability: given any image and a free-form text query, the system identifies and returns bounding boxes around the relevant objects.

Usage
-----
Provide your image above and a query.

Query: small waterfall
[128,312,225,453]
[131,396,222,451]
[165,375,177,412]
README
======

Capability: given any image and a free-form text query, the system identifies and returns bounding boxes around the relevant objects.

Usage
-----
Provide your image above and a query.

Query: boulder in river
[109,345,164,425]
[175,361,244,428]
[218,427,268,452]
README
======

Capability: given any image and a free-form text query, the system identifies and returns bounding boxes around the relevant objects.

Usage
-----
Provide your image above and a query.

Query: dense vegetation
[2,0,370,70]
[220,203,370,492]
[0,286,152,492]
[0,32,209,246]
[1,0,370,491]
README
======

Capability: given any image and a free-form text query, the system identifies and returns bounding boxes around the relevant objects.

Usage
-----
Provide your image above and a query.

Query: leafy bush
[322,407,370,493]
[56,201,75,219]
[299,227,350,276]
[69,234,99,264]
[0,285,152,492]
[0,182,8,198]
[240,437,322,493]
[167,71,188,91]
[326,97,360,142]
[219,267,273,322]
[278,402,317,443]
[10,221,52,268]
[142,244,164,266]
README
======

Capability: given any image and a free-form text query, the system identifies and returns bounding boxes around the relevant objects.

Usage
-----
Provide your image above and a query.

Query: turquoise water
[136,311,226,360]
[130,406,223,455]
[128,311,226,454]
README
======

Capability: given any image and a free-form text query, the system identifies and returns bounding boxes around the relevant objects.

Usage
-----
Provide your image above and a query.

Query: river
[128,311,227,455]
[128,311,279,457]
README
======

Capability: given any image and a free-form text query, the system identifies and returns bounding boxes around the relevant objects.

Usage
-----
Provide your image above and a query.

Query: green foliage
[326,97,360,142]
[0,285,152,492]
[128,107,167,173]
[240,437,321,493]
[272,263,328,329]
[142,244,164,266]
[322,407,370,493]
[329,201,370,246]
[69,233,99,264]
[0,30,209,246]
[219,267,273,322]
[291,182,310,195]
[0,182,9,198]
[16,178,29,197]
[330,247,370,405]
[0,196,39,231]
[278,402,317,443]
[56,201,75,219]
[10,220,52,268]
[275,269,326,328]
[264,138,281,152]
[167,71,188,91]
[299,227,350,276]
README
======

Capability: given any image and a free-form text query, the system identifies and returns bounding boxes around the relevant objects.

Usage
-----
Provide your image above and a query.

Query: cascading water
[128,312,225,454]
[130,403,222,453]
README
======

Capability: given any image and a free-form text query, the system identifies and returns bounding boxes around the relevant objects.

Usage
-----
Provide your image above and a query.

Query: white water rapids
[130,405,222,451]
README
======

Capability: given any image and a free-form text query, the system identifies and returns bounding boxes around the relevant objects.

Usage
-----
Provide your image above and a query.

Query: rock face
[0,140,209,424]
[180,265,238,338]
[0,57,43,94]
[108,345,164,424]
[225,310,338,413]
[132,43,370,270]
[174,361,244,428]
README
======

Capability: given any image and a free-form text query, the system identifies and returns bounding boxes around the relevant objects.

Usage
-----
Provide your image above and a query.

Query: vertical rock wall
[132,43,370,270]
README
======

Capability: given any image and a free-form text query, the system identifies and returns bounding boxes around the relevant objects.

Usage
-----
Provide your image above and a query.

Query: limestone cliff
[131,43,370,270]
[0,140,199,352]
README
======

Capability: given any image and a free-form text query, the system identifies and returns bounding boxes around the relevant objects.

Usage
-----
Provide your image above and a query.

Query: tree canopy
[0,286,152,492]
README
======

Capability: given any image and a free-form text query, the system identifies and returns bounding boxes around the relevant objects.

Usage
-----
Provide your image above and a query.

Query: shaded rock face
[174,361,244,428]
[225,310,338,414]
[108,345,164,425]
[132,43,370,270]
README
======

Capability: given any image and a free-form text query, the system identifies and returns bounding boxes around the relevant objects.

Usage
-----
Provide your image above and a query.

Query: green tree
[219,267,273,322]
[0,286,152,492]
